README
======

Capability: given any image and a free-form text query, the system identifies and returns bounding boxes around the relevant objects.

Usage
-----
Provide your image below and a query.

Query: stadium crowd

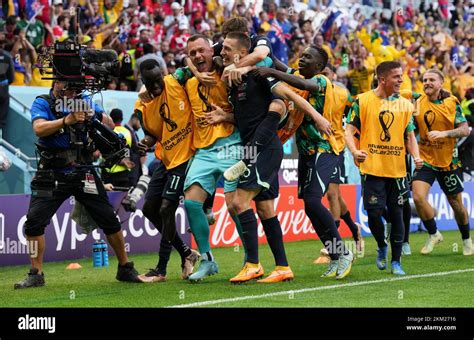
[0,0,472,96]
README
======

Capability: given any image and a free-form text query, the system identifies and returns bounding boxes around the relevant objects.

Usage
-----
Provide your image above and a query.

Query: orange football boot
[257,266,294,283]
[229,262,264,283]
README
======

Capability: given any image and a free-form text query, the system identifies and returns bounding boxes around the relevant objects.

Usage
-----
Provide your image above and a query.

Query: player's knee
[304,195,323,211]
[269,99,285,116]
[367,208,383,221]
[447,195,463,213]
[256,205,274,220]
[159,200,177,219]
[225,196,236,216]
[412,191,427,207]
[143,199,159,220]
[228,200,248,216]
[327,189,338,204]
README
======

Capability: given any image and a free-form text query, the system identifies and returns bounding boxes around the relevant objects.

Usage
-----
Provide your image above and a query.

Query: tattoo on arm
[446,124,469,138]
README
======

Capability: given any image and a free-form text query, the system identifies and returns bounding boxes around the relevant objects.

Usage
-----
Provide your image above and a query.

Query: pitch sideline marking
[168,268,474,308]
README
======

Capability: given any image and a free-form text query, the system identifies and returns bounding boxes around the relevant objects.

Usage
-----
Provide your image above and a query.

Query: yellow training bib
[358,91,413,178]
[415,94,457,168]
[185,73,234,149]
[137,75,194,169]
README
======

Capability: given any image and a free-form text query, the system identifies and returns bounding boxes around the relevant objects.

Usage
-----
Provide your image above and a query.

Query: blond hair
[424,68,445,82]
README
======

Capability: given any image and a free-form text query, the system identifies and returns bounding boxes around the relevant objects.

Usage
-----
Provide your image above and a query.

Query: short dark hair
[464,87,474,100]
[130,113,139,120]
[57,15,67,26]
[6,16,17,25]
[225,31,251,51]
[309,45,329,70]
[140,59,160,75]
[187,34,211,46]
[376,61,402,78]
[110,108,123,123]
[222,17,249,36]
[143,43,154,55]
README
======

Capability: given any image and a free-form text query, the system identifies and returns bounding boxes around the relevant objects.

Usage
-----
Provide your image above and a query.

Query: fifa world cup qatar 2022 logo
[379,110,394,142]
[423,110,436,132]
[160,102,178,132]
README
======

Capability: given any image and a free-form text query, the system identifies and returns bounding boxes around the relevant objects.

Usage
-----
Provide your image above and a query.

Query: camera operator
[14,81,150,289]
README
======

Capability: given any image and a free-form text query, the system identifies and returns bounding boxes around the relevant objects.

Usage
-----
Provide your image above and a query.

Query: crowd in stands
[0,0,472,101]
[0,0,473,181]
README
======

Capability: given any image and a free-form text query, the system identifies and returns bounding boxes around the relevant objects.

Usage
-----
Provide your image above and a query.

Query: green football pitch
[1,230,473,308]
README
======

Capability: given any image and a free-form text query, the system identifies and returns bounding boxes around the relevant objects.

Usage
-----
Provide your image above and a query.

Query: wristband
[62,116,67,128]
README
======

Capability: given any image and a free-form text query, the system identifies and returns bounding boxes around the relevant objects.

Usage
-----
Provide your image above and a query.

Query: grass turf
[1,230,473,308]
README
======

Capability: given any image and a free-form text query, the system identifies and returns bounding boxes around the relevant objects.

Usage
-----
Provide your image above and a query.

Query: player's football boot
[313,247,331,264]
[181,249,201,279]
[336,251,354,280]
[223,160,247,181]
[188,260,218,282]
[420,231,443,254]
[229,262,264,283]
[376,246,388,270]
[257,266,294,283]
[139,268,167,283]
[402,242,412,256]
[391,261,406,275]
[463,238,473,256]
[321,260,338,278]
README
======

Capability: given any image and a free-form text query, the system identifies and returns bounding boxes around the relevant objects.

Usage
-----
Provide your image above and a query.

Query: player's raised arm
[270,82,331,136]
[253,67,321,93]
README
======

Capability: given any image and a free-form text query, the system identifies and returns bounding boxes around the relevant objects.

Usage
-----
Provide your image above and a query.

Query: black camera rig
[36,6,120,93]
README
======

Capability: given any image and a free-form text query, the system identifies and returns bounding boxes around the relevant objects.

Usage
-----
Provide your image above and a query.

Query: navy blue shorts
[413,165,464,196]
[361,174,409,211]
[237,136,283,202]
[298,152,339,199]
[145,161,189,202]
[329,151,346,184]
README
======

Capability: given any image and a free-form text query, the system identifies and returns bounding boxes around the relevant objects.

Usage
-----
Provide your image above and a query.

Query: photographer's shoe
[116,262,150,283]
[14,268,45,289]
